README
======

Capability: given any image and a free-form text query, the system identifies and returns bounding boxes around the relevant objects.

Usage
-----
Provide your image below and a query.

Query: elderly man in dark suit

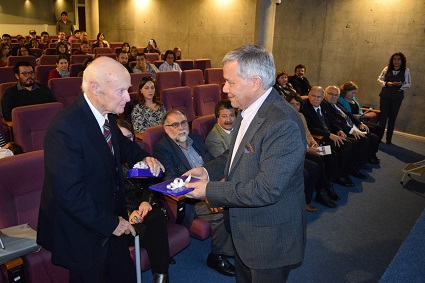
[154,109,235,277]
[185,45,306,282]
[37,57,165,283]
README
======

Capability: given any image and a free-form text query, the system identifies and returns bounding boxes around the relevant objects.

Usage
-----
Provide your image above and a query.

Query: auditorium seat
[141,125,165,155]
[155,71,181,100]
[0,150,69,283]
[0,82,16,104]
[69,63,83,77]
[39,55,57,65]
[95,53,117,60]
[145,53,160,63]
[192,114,216,141]
[29,48,43,58]
[193,84,221,116]
[7,56,36,67]
[45,48,56,55]
[48,43,56,48]
[161,87,195,123]
[0,66,15,84]
[109,42,123,51]
[34,65,56,86]
[181,69,204,95]
[153,60,164,69]
[176,59,194,71]
[204,68,224,85]
[193,59,212,75]
[93,47,112,55]
[12,102,63,152]
[48,77,83,107]
[71,43,81,49]
[70,54,92,64]
[129,72,152,93]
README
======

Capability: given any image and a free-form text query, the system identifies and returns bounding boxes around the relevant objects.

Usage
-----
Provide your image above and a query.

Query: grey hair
[310,86,324,95]
[222,45,275,89]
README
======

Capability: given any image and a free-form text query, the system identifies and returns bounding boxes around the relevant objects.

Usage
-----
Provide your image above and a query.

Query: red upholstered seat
[0,66,15,84]
[35,65,56,86]
[7,56,37,67]
[161,87,195,123]
[69,63,83,77]
[93,47,112,55]
[181,69,204,96]
[204,68,225,85]
[192,114,217,141]
[193,84,221,117]
[129,72,152,93]
[70,54,92,64]
[176,59,194,71]
[48,77,83,107]
[39,55,57,65]
[193,59,212,75]
[145,53,160,63]
[155,71,181,100]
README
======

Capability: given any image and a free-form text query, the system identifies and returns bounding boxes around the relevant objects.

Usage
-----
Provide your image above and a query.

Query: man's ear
[90,81,100,96]
[251,76,262,92]
[14,73,20,81]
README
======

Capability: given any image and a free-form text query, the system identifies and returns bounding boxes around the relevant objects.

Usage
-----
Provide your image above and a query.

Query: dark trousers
[69,235,136,283]
[235,252,292,283]
[365,122,385,142]
[378,98,403,142]
[306,152,332,191]
[133,207,170,274]
[326,139,353,179]
[303,159,319,204]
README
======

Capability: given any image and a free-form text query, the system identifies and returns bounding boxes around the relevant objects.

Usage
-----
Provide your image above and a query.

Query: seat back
[12,102,63,152]
[0,66,15,84]
[145,53,160,63]
[29,48,43,58]
[0,82,16,106]
[35,65,56,86]
[69,63,84,77]
[204,68,224,85]
[7,56,37,67]
[45,48,56,55]
[93,47,112,55]
[129,72,152,93]
[95,53,117,60]
[193,59,212,75]
[153,60,164,69]
[39,55,57,65]
[109,42,123,51]
[181,69,204,95]
[176,59,194,71]
[71,43,81,49]
[193,84,221,116]
[161,86,195,123]
[192,114,216,141]
[155,71,181,100]
[141,125,165,155]
[48,77,83,107]
[70,54,92,64]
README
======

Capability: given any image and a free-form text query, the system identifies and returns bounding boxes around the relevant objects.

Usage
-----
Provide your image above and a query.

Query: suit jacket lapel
[165,135,192,171]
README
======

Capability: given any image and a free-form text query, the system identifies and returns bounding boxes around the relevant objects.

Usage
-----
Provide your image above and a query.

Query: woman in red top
[48,54,70,81]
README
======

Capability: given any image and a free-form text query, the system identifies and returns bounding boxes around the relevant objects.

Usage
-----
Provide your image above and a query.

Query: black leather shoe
[369,154,380,164]
[315,191,336,208]
[357,164,372,170]
[350,168,367,179]
[334,176,354,187]
[326,185,340,201]
[207,253,235,277]
[153,273,169,283]
[169,257,176,265]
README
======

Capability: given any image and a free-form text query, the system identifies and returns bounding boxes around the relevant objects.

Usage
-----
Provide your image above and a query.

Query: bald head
[82,56,131,115]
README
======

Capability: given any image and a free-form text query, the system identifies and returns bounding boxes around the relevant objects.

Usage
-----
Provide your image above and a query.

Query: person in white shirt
[159,50,182,74]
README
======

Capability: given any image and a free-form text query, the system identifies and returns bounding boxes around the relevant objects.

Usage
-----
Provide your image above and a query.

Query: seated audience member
[118,42,131,54]
[0,141,24,159]
[133,53,159,77]
[117,50,133,73]
[48,54,70,81]
[1,34,16,55]
[273,70,298,98]
[0,42,11,67]
[15,36,26,55]
[301,86,355,187]
[29,38,42,58]
[339,81,384,141]
[131,77,166,133]
[73,40,91,55]
[1,61,56,121]
[56,31,71,51]
[289,64,312,98]
[324,85,380,165]
[205,99,237,157]
[56,41,70,60]
[68,29,81,43]
[154,109,235,277]
[39,31,50,50]
[144,39,161,54]
[159,50,182,74]
[77,57,94,77]
[117,119,170,282]
[80,31,88,41]
[94,32,109,47]
[173,47,182,60]
[129,46,138,62]
[286,93,340,210]
[18,46,30,56]
[28,29,40,42]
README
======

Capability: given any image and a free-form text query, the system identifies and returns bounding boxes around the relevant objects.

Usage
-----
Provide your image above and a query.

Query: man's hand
[352,127,366,139]
[359,123,369,133]
[185,179,208,200]
[144,157,165,177]
[129,202,152,224]
[182,167,209,181]
[113,216,136,236]
[330,133,345,147]
[307,146,321,156]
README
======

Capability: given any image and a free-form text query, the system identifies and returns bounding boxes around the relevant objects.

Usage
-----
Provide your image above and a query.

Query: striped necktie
[103,119,113,154]
[0,134,6,147]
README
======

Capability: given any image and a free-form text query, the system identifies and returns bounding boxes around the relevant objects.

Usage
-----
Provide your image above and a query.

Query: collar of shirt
[17,83,40,91]
[314,106,321,112]
[175,135,193,149]
[240,87,272,127]
[84,93,108,132]
[218,123,232,135]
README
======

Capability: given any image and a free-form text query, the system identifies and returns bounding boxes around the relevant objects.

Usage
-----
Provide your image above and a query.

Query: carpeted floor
[142,132,425,283]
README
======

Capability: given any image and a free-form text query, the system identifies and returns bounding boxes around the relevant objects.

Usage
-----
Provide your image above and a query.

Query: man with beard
[205,99,237,157]
[1,61,56,121]
[288,64,312,98]
[154,109,235,277]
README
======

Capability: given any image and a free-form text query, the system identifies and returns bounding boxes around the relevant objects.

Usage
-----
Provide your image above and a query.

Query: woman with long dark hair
[376,52,411,144]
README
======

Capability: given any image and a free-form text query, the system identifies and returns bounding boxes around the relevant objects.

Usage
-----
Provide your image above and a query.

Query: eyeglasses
[20,71,34,76]
[165,120,188,128]
[326,92,339,97]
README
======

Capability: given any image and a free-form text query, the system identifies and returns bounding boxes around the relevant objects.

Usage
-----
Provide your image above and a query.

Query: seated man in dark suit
[154,109,235,277]
[205,99,237,157]
[288,64,312,98]
[302,86,355,187]
[1,61,56,121]
[324,85,380,166]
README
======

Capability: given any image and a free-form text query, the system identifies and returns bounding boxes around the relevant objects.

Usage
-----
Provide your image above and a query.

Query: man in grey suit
[205,99,237,157]
[185,45,307,282]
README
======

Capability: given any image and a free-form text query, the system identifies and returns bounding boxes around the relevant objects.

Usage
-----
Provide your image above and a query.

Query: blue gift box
[128,168,163,178]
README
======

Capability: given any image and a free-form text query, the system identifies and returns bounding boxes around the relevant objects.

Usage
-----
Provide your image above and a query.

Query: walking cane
[135,234,141,283]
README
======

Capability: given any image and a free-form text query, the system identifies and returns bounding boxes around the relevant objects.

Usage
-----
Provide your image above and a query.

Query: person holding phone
[376,52,411,145]
[144,39,161,54]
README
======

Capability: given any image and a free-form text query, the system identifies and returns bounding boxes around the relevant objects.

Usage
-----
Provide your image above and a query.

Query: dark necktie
[316,108,329,131]
[103,119,113,154]
[333,105,353,127]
